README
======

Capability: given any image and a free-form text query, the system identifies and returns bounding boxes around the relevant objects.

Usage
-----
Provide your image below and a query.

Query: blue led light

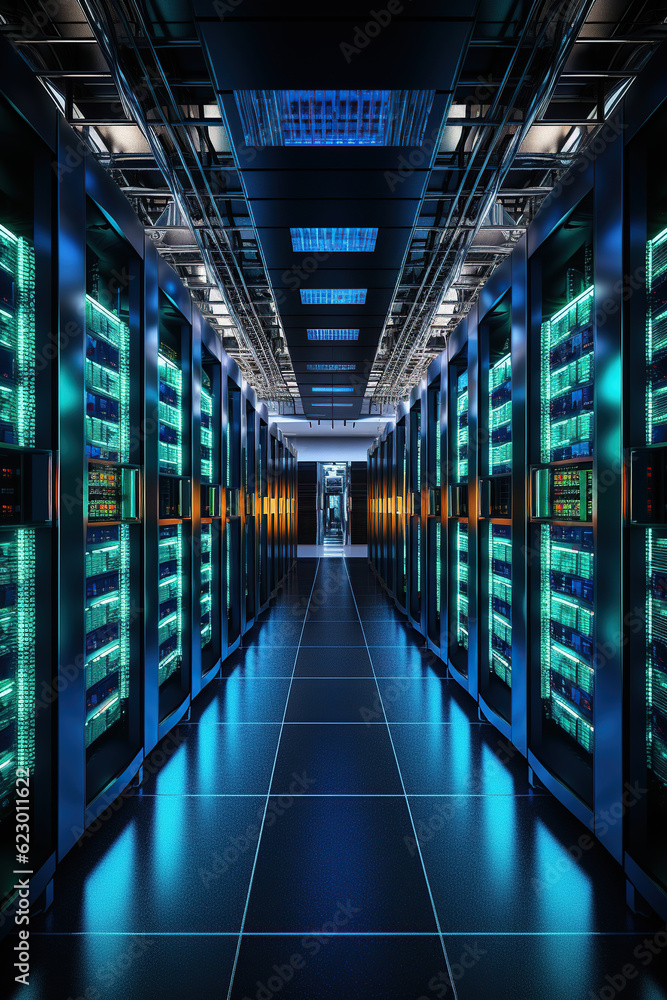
[311,402,354,408]
[235,90,435,146]
[306,364,356,372]
[307,329,359,341]
[311,386,354,393]
[291,228,377,253]
[300,289,367,305]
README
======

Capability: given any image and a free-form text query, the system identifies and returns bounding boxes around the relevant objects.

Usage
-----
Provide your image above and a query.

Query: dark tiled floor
[4,556,667,999]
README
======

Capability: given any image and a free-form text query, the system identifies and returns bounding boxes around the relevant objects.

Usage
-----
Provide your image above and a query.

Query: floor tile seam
[224,558,321,1000]
[343,558,460,998]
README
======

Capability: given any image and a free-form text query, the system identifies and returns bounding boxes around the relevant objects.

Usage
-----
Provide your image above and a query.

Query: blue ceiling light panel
[311,386,354,393]
[300,289,367,305]
[311,402,354,408]
[290,228,378,252]
[235,90,435,147]
[307,329,359,341]
[306,364,356,372]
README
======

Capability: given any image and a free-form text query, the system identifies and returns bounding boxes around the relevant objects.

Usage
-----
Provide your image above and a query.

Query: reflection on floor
[3,557,667,999]
[298,544,367,558]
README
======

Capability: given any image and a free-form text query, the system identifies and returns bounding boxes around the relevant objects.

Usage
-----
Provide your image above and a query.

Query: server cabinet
[258,416,270,611]
[243,392,258,633]
[154,285,193,732]
[199,323,223,690]
[478,283,513,733]
[446,316,477,698]
[407,385,424,635]
[426,359,444,655]
[477,245,528,750]
[394,408,408,613]
[277,438,285,585]
[383,429,395,595]
[0,101,56,926]
[83,198,143,806]
[288,446,297,567]
[625,92,667,917]
[368,446,378,569]
[225,365,242,654]
[528,192,596,819]
[527,155,624,862]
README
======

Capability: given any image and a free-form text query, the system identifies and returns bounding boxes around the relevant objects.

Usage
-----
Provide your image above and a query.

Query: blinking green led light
[159,351,184,476]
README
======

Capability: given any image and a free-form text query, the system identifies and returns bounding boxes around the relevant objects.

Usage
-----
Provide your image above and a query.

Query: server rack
[243,392,257,633]
[476,245,528,750]
[446,316,478,698]
[83,198,143,808]
[527,187,598,822]
[426,358,444,655]
[259,416,270,611]
[624,71,667,919]
[198,317,223,692]
[369,446,379,570]
[151,279,193,739]
[394,407,409,614]
[384,428,395,595]
[527,142,624,862]
[57,147,147,854]
[407,384,424,635]
[0,96,56,924]
[225,363,243,654]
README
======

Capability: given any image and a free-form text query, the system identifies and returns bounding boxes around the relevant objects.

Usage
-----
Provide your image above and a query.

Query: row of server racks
[0,44,297,934]
[368,50,667,922]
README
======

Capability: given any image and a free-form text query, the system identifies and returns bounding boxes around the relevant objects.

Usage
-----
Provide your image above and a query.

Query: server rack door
[625,107,667,915]
[395,418,408,612]
[199,342,222,684]
[368,449,376,565]
[379,441,387,582]
[225,375,242,653]
[527,194,597,819]
[243,399,257,632]
[259,419,269,610]
[478,292,513,730]
[84,202,144,803]
[383,442,393,590]
[156,291,192,726]
[408,397,423,632]
[426,369,443,652]
[447,345,470,684]
[277,441,285,584]
[0,116,56,919]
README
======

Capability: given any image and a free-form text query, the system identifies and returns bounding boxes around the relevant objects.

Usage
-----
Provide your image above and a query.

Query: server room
[2,1,667,998]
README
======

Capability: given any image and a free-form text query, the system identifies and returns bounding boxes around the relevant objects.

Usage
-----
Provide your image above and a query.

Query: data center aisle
[4,556,667,999]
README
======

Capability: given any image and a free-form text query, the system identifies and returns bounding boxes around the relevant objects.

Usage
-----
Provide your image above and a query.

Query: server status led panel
[539,284,595,757]
[200,368,213,650]
[0,530,35,799]
[84,526,130,747]
[158,524,183,686]
[159,345,183,476]
[457,370,468,481]
[0,224,34,448]
[644,226,667,793]
[647,227,667,443]
[84,292,133,752]
[488,353,512,687]
[457,522,469,652]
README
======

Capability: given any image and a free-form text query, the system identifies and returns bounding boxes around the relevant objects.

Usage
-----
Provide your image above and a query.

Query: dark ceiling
[193,1,477,419]
[3,0,664,414]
